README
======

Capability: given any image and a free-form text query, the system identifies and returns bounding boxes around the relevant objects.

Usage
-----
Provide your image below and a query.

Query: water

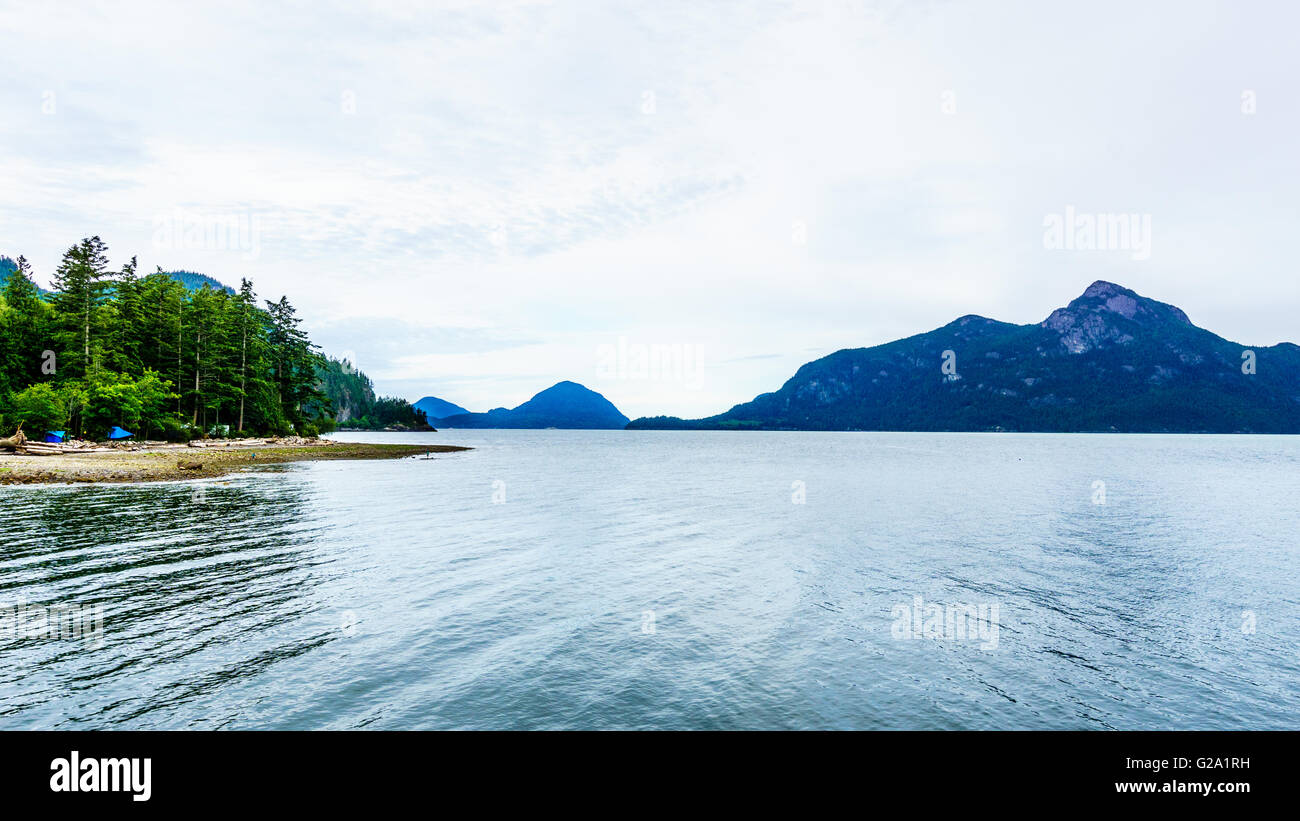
[1,430,1297,729]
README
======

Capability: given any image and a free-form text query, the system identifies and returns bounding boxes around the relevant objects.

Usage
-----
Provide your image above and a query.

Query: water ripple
[2,431,1298,729]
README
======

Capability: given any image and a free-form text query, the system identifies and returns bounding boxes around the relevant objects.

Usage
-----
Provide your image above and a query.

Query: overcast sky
[2,0,1296,419]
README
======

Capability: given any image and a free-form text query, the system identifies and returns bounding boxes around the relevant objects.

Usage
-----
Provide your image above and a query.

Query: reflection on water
[0,477,335,728]
[1,431,1298,729]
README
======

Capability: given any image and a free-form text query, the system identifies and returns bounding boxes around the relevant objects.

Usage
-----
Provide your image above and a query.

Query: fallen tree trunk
[22,444,116,455]
[0,424,27,451]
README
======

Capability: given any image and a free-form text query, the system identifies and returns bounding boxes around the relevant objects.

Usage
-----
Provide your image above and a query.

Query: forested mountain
[166,270,236,294]
[436,381,628,429]
[1,255,47,295]
[313,357,431,430]
[628,281,1300,433]
[0,237,421,440]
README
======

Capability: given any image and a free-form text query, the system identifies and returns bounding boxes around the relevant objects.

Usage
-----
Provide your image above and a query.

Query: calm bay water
[1,430,1297,729]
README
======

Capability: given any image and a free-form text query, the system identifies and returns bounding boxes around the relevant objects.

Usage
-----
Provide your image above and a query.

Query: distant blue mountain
[436,381,629,429]
[0,255,48,295]
[2,257,235,297]
[413,396,471,420]
[167,270,235,294]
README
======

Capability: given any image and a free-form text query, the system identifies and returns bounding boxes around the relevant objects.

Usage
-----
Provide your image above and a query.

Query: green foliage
[0,256,49,396]
[313,357,429,430]
[81,365,176,439]
[166,270,235,294]
[49,235,111,379]
[0,236,356,440]
[7,382,68,434]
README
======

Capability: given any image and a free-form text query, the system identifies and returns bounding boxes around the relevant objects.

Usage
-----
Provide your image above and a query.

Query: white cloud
[1,0,1297,419]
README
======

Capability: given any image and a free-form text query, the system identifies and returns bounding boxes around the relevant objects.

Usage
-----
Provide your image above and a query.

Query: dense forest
[313,358,432,431]
[0,237,426,440]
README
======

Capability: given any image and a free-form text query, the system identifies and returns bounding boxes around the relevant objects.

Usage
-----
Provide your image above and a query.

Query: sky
[2,0,1297,419]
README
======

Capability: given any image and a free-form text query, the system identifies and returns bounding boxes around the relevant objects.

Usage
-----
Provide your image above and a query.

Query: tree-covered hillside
[313,357,431,430]
[0,237,421,440]
[629,281,1300,433]
[166,270,236,294]
[1,255,47,296]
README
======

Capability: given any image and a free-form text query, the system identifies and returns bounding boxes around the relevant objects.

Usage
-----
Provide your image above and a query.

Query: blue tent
[44,431,67,443]
[107,426,134,440]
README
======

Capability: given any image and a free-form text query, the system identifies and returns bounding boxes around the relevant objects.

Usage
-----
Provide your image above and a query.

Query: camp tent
[44,431,67,443]
[107,426,134,440]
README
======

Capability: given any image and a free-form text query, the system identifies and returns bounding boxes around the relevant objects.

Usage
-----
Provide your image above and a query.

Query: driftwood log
[0,424,26,451]
[18,443,63,454]
[1,425,121,456]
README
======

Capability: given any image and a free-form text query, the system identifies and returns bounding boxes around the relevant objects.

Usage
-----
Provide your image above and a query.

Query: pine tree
[49,236,111,378]
[108,255,144,375]
[2,235,424,439]
[265,295,323,431]
[186,286,220,427]
[234,278,260,431]
[136,270,187,413]
[0,256,45,394]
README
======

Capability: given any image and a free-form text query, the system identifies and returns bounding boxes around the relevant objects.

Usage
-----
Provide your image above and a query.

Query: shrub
[8,383,67,434]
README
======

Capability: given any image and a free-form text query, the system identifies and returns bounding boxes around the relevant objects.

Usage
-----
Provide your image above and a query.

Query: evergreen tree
[232,278,272,432]
[107,255,144,375]
[0,235,424,439]
[0,256,46,393]
[265,295,325,432]
[49,235,111,378]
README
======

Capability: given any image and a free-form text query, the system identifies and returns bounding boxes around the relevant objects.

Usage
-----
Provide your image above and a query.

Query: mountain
[167,270,235,294]
[628,281,1300,433]
[2,257,229,296]
[413,396,470,421]
[315,358,375,423]
[0,255,49,296]
[313,358,431,430]
[437,381,629,429]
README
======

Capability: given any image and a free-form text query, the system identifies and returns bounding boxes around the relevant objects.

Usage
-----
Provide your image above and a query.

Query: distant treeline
[0,239,425,440]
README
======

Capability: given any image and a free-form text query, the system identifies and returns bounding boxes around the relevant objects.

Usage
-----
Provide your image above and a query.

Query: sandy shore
[0,439,471,485]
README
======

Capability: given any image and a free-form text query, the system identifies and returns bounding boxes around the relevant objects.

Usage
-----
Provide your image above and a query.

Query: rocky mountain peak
[1041,281,1191,353]
[1080,280,1128,300]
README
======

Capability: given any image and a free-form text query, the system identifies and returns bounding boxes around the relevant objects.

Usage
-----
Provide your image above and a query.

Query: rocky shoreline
[0,439,471,485]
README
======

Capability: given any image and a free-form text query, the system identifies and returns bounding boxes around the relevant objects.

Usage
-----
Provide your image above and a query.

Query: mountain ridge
[413,396,470,420]
[166,270,235,294]
[435,381,629,429]
[628,281,1300,433]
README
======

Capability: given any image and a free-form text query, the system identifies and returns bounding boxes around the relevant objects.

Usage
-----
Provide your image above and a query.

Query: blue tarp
[107,426,134,440]
[44,431,67,443]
